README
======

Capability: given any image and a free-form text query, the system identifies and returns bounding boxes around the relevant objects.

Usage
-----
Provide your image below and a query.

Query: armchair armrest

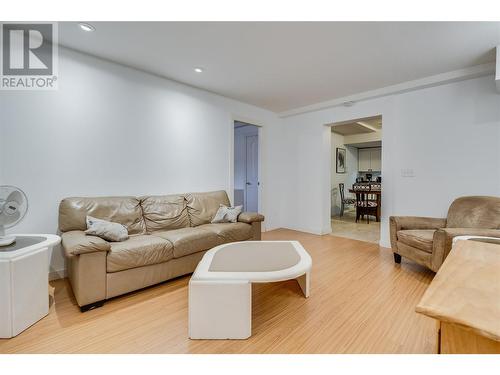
[432,228,500,270]
[390,216,447,231]
[389,216,446,250]
[238,212,265,224]
[61,230,110,257]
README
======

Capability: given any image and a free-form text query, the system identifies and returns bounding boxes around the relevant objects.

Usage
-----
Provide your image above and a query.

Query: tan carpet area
[0,229,436,354]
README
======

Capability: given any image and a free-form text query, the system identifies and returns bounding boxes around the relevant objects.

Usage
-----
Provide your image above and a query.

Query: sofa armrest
[389,216,446,250]
[238,212,265,224]
[432,228,500,270]
[61,230,110,257]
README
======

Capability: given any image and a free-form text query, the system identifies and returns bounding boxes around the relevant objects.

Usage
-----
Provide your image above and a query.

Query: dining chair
[368,182,381,202]
[339,183,355,217]
[369,183,382,221]
[354,184,378,224]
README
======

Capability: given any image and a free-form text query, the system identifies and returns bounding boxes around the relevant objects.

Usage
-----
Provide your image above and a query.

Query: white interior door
[245,134,259,212]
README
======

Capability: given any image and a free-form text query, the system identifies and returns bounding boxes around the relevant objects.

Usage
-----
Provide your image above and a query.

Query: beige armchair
[390,196,500,272]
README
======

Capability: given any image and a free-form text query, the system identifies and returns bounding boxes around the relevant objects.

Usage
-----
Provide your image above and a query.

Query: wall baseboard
[278,225,329,236]
[379,239,391,249]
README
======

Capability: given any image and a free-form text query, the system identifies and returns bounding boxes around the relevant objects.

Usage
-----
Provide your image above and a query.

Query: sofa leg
[80,300,105,312]
[393,253,402,264]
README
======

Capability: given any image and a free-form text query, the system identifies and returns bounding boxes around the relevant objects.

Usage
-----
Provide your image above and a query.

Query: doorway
[233,121,259,212]
[328,115,382,243]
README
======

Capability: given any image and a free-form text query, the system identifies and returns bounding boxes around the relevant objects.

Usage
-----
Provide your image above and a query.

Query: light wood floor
[0,229,437,354]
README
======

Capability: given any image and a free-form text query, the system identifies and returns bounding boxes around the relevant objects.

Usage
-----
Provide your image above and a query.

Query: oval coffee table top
[192,240,312,283]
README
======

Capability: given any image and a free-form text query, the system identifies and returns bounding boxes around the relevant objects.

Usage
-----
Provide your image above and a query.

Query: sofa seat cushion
[152,227,220,258]
[198,222,253,243]
[397,229,435,253]
[107,235,174,272]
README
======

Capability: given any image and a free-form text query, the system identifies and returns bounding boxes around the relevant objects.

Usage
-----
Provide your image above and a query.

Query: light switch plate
[401,168,415,177]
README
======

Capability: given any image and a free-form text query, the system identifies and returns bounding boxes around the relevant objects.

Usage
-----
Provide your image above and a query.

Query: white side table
[189,241,312,339]
[0,234,60,338]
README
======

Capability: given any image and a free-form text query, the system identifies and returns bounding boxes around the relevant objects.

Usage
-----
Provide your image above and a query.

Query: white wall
[0,47,283,278]
[496,46,500,92]
[2,46,498,277]
[280,75,500,246]
[330,132,357,215]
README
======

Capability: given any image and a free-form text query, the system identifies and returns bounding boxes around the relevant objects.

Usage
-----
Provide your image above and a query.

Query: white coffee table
[0,234,61,338]
[188,240,312,339]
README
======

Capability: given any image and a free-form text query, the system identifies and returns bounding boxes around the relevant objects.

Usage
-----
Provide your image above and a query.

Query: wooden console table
[416,238,500,354]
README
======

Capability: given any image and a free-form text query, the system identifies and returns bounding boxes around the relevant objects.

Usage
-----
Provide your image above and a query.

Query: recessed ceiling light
[79,23,95,32]
[194,67,203,73]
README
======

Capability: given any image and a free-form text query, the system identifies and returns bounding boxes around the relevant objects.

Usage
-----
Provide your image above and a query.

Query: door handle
[246,182,252,185]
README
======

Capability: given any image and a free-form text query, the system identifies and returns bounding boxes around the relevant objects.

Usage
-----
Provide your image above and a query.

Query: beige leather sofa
[390,196,500,272]
[59,190,264,311]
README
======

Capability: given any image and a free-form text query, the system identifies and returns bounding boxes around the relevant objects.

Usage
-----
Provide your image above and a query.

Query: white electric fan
[0,185,28,246]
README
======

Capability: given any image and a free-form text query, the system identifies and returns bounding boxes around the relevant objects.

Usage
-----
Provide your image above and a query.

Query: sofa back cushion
[186,190,230,226]
[59,196,146,234]
[140,194,189,232]
[446,196,500,229]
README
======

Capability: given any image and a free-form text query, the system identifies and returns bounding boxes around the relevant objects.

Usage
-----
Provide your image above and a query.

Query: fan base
[0,236,16,246]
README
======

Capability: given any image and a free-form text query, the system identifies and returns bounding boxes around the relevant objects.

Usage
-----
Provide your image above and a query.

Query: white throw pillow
[211,204,243,223]
[85,216,129,242]
[211,205,227,223]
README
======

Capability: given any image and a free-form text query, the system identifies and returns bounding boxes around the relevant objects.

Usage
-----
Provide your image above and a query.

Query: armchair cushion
[390,216,446,250]
[237,212,265,224]
[397,230,435,253]
[62,230,110,257]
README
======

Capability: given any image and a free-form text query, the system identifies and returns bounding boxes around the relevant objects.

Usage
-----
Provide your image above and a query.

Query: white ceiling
[58,22,500,112]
